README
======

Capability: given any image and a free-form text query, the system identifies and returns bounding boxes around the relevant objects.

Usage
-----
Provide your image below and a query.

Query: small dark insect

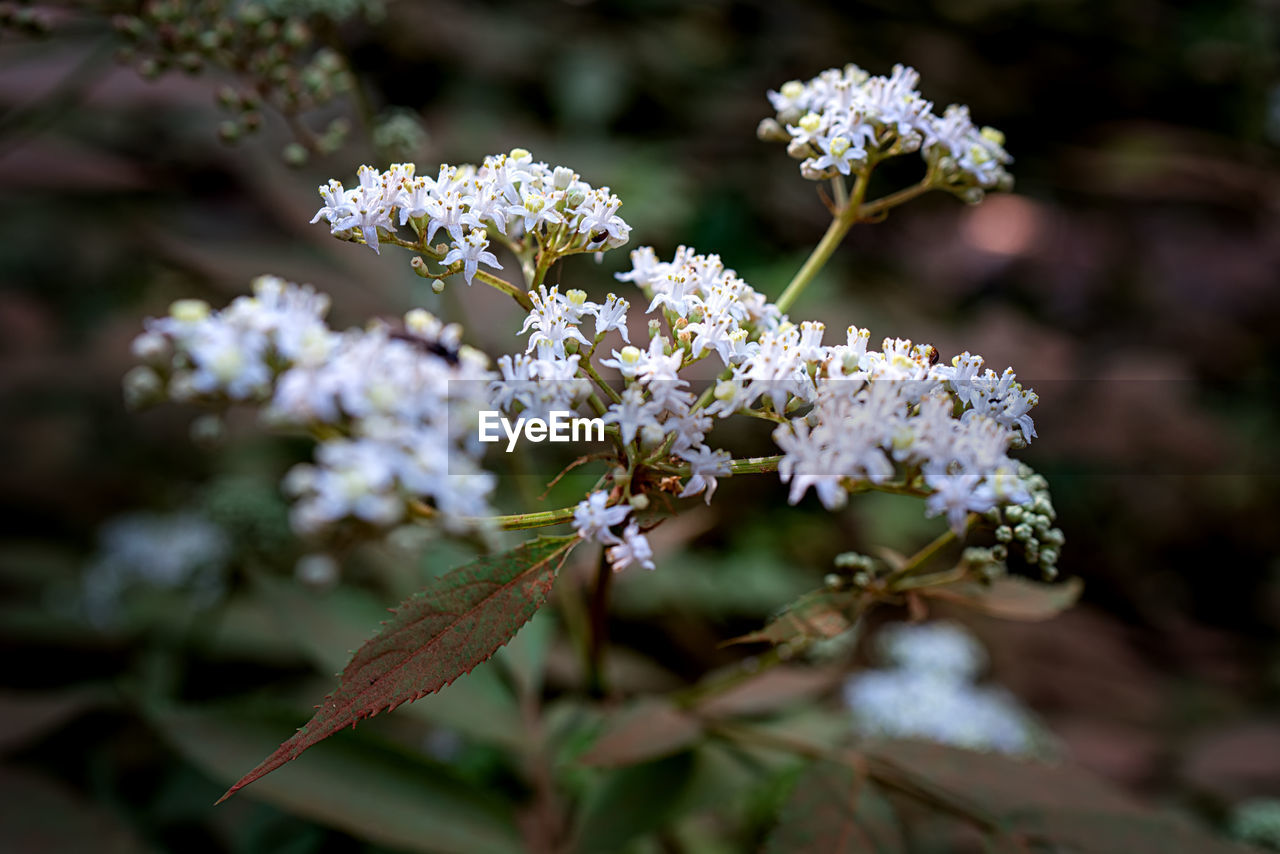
[926,345,940,366]
[389,331,460,365]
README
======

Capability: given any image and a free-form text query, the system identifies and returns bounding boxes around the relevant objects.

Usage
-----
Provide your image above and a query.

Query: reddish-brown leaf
[922,576,1082,621]
[579,699,704,767]
[723,590,861,647]
[217,534,578,802]
[698,666,842,718]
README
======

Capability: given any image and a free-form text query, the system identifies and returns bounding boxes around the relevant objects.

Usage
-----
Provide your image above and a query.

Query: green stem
[888,523,961,581]
[530,248,556,289]
[775,168,871,313]
[581,359,623,405]
[408,501,578,531]
[857,178,934,221]
[654,455,784,477]
[475,270,533,311]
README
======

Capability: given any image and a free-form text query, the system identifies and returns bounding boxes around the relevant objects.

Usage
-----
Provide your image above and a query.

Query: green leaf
[152,704,523,854]
[573,752,698,852]
[922,576,1082,621]
[580,699,704,767]
[724,590,861,647]
[765,760,906,854]
[219,534,578,802]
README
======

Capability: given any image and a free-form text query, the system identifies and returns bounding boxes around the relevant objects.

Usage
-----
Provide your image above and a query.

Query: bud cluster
[111,1,356,160]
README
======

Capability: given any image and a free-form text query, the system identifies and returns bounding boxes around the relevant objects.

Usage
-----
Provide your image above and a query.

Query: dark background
[1,0,1278,850]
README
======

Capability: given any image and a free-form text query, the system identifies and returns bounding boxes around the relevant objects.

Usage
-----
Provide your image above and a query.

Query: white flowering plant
[124,63,1244,853]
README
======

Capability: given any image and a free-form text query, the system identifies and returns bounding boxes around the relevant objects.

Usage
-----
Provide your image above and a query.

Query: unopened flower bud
[170,299,210,323]
[628,493,650,511]
[756,117,789,142]
[639,423,664,448]
[780,80,805,101]
[122,366,163,409]
[189,413,226,449]
[296,553,339,588]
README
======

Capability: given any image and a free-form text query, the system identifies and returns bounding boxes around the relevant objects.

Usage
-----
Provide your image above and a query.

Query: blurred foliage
[2,0,1279,851]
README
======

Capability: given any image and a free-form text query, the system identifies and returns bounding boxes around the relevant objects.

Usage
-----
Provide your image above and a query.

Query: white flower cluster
[572,491,655,573]
[309,150,631,280]
[615,246,1039,533]
[843,621,1040,756]
[129,275,496,535]
[506,243,1042,565]
[82,510,230,626]
[766,64,1013,191]
[773,337,1040,532]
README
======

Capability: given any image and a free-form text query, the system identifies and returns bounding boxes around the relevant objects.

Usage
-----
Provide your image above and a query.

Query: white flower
[677,445,732,503]
[442,228,502,285]
[877,620,987,681]
[766,64,1012,188]
[519,285,591,357]
[606,522,655,572]
[600,344,646,379]
[602,387,664,446]
[805,133,866,177]
[923,473,996,534]
[844,621,1037,756]
[310,179,352,227]
[646,273,701,318]
[575,190,630,247]
[573,491,631,544]
[134,278,498,536]
[585,293,630,343]
[506,187,563,234]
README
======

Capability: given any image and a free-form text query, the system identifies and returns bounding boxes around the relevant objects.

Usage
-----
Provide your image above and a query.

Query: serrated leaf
[922,576,1082,621]
[152,704,523,854]
[765,760,906,854]
[579,699,704,767]
[219,534,578,802]
[253,573,526,749]
[724,590,861,646]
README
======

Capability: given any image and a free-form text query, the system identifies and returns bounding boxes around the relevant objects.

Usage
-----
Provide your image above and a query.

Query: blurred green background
[1,0,1279,851]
